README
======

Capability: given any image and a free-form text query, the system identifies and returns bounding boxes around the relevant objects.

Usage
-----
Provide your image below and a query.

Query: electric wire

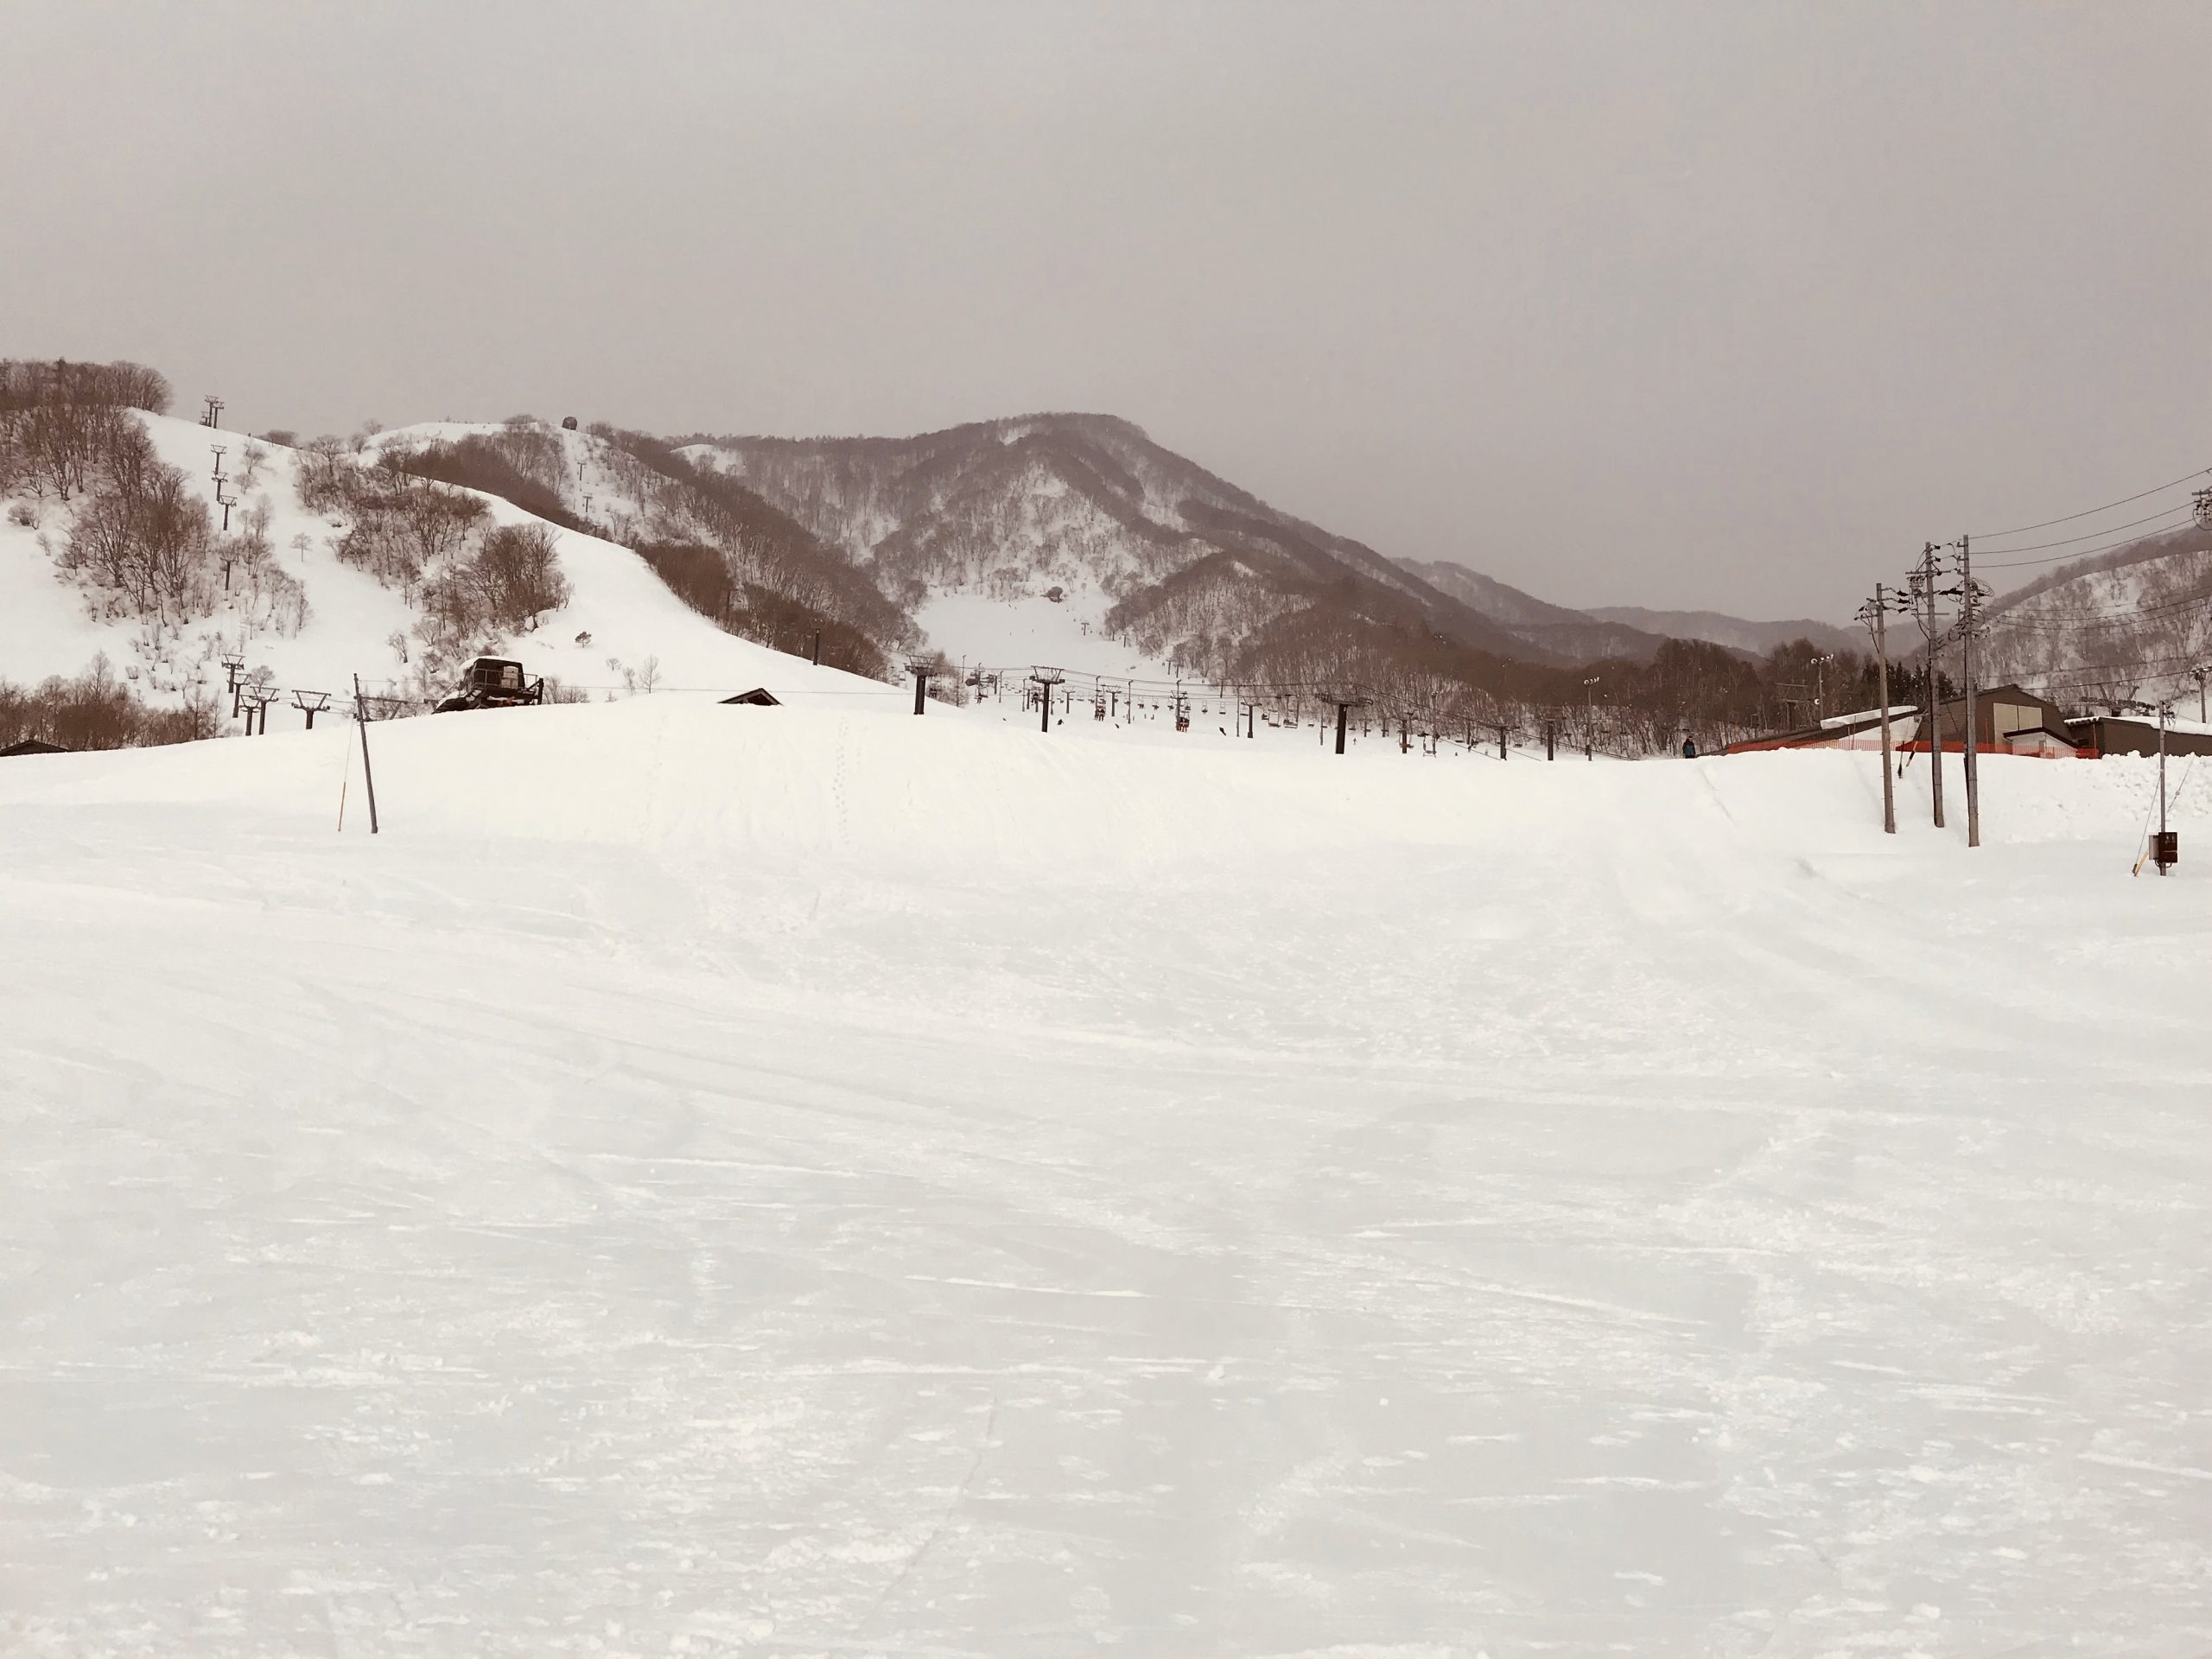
[1969,504,2199,561]
[1971,464,2212,541]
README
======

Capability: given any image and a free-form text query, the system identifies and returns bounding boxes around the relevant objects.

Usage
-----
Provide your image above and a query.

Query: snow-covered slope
[4,705,2209,1655]
[1,414,888,719]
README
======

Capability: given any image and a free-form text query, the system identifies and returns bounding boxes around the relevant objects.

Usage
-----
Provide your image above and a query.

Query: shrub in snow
[59,426,220,628]
[468,522,571,632]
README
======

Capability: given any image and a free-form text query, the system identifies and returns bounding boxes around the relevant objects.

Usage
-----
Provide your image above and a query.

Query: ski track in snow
[2,700,2209,1657]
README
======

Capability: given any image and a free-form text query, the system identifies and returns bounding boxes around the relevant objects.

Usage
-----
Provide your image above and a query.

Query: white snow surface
[3,705,2210,1657]
[914,591,1173,683]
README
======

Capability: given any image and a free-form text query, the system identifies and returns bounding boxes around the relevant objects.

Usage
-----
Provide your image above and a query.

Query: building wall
[2073,720,2212,760]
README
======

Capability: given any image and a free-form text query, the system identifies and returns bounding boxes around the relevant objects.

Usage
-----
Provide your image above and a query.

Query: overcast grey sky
[6,2,2208,620]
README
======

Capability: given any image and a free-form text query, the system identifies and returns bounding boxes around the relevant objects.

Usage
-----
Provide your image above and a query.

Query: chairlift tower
[1327,690,1370,756]
[1028,667,1066,734]
[219,656,247,719]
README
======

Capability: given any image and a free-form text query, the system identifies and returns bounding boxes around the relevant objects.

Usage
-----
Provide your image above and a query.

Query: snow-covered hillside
[5,703,2209,1656]
[680,415,1545,680]
[1978,521,2212,709]
[1,414,890,721]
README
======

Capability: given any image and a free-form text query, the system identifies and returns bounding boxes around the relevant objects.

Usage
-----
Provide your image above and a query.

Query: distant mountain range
[1395,564,1862,662]
[1583,605,1864,658]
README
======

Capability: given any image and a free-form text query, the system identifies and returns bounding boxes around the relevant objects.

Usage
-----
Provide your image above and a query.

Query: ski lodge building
[1722,684,2083,758]
[2066,712,2212,759]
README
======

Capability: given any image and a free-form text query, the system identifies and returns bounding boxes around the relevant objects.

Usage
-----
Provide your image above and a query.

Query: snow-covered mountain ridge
[680,413,1554,679]
[678,413,1871,676]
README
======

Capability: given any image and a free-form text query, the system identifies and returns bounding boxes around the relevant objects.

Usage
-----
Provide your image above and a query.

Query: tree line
[1,655,219,752]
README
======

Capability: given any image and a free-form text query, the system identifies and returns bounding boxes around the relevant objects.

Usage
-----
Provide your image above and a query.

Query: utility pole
[1859,584,1899,836]
[1948,534,1989,849]
[2191,664,2209,724]
[2152,702,2177,874]
[906,658,931,715]
[1582,677,1599,760]
[1029,668,1065,733]
[1810,652,1834,724]
[350,675,380,835]
[292,690,331,729]
[1910,543,1946,830]
[810,630,822,667]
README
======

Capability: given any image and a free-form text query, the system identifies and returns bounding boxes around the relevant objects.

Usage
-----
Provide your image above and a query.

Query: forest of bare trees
[0,359,309,645]
[0,358,174,503]
[0,654,218,752]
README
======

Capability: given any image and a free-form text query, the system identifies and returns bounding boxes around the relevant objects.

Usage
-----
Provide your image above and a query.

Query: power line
[1985,588,2212,631]
[1969,503,2197,559]
[1973,463,2212,541]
